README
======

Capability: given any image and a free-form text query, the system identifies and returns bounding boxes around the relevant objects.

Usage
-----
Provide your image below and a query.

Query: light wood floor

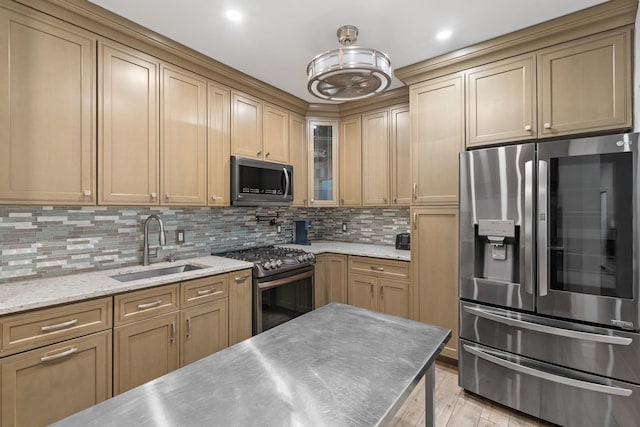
[392,361,557,427]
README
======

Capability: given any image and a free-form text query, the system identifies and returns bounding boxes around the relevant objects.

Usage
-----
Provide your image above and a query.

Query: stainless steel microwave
[230,156,293,206]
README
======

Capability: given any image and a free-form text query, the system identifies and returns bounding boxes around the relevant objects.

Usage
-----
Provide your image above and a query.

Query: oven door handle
[464,305,632,346]
[257,269,313,291]
[463,344,632,397]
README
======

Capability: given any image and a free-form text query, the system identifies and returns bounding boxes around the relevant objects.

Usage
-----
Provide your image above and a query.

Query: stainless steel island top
[52,303,450,427]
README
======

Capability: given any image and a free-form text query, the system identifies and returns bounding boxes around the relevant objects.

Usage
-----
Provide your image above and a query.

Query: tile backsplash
[0,205,409,283]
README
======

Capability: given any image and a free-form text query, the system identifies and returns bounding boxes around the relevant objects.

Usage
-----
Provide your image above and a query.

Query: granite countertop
[281,240,411,261]
[52,303,451,427]
[0,256,253,316]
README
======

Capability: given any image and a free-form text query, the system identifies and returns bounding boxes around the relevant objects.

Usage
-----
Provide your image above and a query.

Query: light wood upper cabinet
[308,119,339,207]
[466,55,536,147]
[339,115,362,206]
[263,103,289,163]
[390,105,411,206]
[410,74,464,205]
[289,112,307,207]
[412,206,459,360]
[362,109,390,206]
[231,91,263,159]
[99,41,160,205]
[1,330,112,427]
[160,65,208,206]
[538,28,632,138]
[0,8,96,205]
[207,81,231,206]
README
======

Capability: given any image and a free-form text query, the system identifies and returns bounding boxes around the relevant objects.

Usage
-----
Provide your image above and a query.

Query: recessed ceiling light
[436,29,452,41]
[225,9,243,22]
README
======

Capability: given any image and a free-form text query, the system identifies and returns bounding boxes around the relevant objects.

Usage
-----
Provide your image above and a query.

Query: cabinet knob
[265,152,270,157]
[340,198,344,204]
[524,125,532,131]
[150,192,157,199]
[383,197,388,203]
[83,189,91,197]
[165,194,171,200]
[211,195,218,200]
[257,151,262,156]
[544,123,552,129]
[310,198,314,203]
[393,197,397,203]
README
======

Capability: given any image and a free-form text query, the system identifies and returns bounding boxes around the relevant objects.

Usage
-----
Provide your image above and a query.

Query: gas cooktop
[215,246,315,277]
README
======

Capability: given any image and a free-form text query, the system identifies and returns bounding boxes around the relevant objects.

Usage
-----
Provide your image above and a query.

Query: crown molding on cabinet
[396,0,638,85]
[338,87,409,116]
[7,0,311,115]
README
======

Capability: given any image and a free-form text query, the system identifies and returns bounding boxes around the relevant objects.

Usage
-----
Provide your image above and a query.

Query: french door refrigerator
[459,132,640,427]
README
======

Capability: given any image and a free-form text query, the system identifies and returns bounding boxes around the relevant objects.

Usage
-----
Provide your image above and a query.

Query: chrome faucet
[143,214,166,266]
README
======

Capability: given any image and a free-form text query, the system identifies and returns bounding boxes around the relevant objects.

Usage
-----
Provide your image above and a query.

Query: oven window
[259,276,313,333]
[549,152,633,298]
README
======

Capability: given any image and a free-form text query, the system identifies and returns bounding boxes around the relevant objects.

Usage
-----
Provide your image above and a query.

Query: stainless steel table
[52,303,450,427]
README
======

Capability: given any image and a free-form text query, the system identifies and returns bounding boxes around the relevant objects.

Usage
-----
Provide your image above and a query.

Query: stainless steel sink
[111,264,204,282]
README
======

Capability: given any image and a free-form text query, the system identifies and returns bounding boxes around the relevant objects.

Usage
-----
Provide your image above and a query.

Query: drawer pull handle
[41,319,78,333]
[40,347,78,363]
[197,289,214,296]
[137,300,162,310]
[186,317,191,338]
[370,266,385,272]
[234,275,249,282]
[171,321,176,343]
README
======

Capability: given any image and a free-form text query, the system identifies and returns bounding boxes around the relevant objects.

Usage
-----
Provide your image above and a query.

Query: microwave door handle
[283,167,290,198]
[538,159,548,297]
[524,160,533,295]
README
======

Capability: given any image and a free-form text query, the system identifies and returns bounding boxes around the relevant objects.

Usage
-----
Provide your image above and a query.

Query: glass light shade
[307,46,392,101]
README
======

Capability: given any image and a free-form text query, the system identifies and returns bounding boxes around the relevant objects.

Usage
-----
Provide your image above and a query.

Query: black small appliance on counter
[395,233,410,250]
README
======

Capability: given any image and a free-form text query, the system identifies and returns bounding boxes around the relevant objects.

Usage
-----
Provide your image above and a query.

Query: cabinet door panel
[390,105,411,206]
[160,65,207,206]
[326,254,348,304]
[231,91,262,159]
[412,207,459,360]
[1,330,111,427]
[207,82,231,206]
[538,29,631,137]
[0,9,96,204]
[362,109,390,206]
[289,112,307,206]
[348,274,378,312]
[379,279,409,319]
[263,103,289,163]
[308,119,339,206]
[114,313,178,395]
[410,74,464,205]
[99,41,159,205]
[228,270,253,345]
[466,55,536,147]
[313,255,328,308]
[181,299,228,366]
[339,115,362,206]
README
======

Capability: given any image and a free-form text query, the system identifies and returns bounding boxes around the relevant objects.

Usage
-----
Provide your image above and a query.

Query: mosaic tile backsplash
[0,205,409,283]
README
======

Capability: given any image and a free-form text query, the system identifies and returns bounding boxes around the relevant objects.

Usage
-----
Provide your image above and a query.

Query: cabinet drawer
[181,274,229,308]
[1,297,112,356]
[348,256,410,281]
[114,284,179,326]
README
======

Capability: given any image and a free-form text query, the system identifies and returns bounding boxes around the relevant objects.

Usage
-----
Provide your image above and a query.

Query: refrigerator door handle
[463,344,633,397]
[464,305,632,345]
[524,160,534,295]
[538,159,548,296]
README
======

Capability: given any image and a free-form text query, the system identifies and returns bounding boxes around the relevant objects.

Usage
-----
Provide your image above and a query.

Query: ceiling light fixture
[306,25,392,102]
[436,29,452,41]
[225,9,243,22]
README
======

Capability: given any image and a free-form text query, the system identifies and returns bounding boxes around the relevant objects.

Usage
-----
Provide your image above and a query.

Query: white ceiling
[88,0,608,104]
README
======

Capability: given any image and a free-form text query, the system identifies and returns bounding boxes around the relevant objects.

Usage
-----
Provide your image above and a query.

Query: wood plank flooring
[392,361,557,427]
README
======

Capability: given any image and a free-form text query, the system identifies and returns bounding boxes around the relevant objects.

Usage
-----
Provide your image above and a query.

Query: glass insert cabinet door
[307,119,339,206]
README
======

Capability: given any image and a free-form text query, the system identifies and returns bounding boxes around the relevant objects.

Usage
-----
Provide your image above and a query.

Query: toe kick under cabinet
[0,298,113,427]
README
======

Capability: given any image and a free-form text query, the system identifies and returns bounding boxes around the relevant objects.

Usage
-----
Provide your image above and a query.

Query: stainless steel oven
[254,265,314,334]
[217,246,316,335]
[459,132,640,427]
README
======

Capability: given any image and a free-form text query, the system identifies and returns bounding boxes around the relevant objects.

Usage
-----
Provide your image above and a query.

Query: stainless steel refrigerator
[459,132,640,427]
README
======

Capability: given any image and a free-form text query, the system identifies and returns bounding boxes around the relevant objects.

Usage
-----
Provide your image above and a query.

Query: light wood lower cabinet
[411,206,459,360]
[313,253,348,306]
[113,311,179,395]
[228,270,253,345]
[1,330,112,427]
[181,299,227,366]
[313,254,328,308]
[347,257,410,319]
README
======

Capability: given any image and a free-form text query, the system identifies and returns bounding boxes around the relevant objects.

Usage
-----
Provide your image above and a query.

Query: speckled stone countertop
[0,256,252,316]
[52,303,450,427]
[281,240,411,261]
